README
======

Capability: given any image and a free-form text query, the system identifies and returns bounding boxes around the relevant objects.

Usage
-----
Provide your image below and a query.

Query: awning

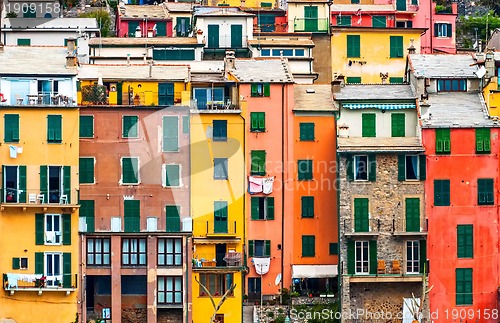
[193,238,241,244]
[343,103,416,110]
[292,265,338,278]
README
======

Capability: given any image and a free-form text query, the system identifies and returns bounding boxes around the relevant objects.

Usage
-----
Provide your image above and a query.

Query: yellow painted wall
[78,80,190,106]
[0,107,80,323]
[331,29,422,83]
[190,111,245,323]
[484,77,500,116]
[287,2,330,32]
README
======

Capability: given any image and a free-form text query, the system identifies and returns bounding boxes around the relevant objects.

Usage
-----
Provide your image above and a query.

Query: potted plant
[243,294,249,303]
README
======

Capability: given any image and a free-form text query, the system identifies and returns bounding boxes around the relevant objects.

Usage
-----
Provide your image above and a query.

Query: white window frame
[436,23,452,38]
[158,238,183,266]
[120,157,140,185]
[45,252,63,287]
[45,165,65,203]
[406,240,420,274]
[45,214,62,245]
[354,155,368,181]
[20,257,28,270]
[405,155,419,181]
[79,216,88,232]
[214,158,228,180]
[355,241,369,275]
[3,165,21,203]
[79,156,96,185]
[147,217,158,232]
[162,163,182,187]
[80,114,95,138]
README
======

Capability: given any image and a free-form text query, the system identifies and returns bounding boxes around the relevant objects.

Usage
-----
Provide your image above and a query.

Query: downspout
[186,107,192,323]
[238,111,246,323]
[185,234,189,323]
[334,108,341,319]
[429,2,433,52]
[281,83,285,295]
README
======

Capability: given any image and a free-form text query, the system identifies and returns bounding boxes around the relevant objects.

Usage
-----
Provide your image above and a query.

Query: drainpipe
[334,109,341,319]
[429,2,433,52]
[186,108,191,323]
[281,83,285,296]
[238,111,246,323]
[185,235,189,323]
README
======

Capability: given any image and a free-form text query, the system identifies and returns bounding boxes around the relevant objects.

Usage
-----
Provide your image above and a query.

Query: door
[304,6,318,32]
[45,253,62,286]
[214,202,228,233]
[230,25,243,48]
[396,0,406,11]
[207,25,219,48]
[215,244,226,267]
[9,80,30,105]
[48,166,62,203]
[158,83,174,105]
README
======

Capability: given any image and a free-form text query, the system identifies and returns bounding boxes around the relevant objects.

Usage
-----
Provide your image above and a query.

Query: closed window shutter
[18,165,26,203]
[446,24,452,37]
[258,113,265,130]
[12,258,20,270]
[347,240,355,274]
[35,213,44,245]
[122,158,138,184]
[163,116,179,152]
[165,164,180,187]
[266,197,274,220]
[391,113,405,137]
[419,155,426,180]
[251,197,259,220]
[419,240,427,273]
[250,113,258,130]
[63,253,72,288]
[251,84,259,96]
[476,129,483,152]
[124,200,140,233]
[347,35,360,58]
[166,205,181,232]
[80,200,95,233]
[354,198,369,232]
[5,114,19,142]
[47,115,62,142]
[63,213,72,245]
[79,158,94,184]
[483,129,491,152]
[40,166,48,199]
[434,23,439,37]
[346,155,354,181]
[405,198,420,232]
[362,113,375,137]
[369,240,377,275]
[63,166,71,203]
[368,154,376,182]
[35,252,44,275]
[397,155,405,181]
[248,240,254,257]
[263,83,271,97]
[122,116,138,138]
[79,115,94,138]
[182,115,189,134]
[265,240,271,256]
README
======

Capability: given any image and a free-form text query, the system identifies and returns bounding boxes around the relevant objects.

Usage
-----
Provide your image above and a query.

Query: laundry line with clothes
[248,176,275,194]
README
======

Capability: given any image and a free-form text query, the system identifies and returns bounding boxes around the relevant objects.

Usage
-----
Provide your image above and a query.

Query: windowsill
[121,183,140,185]
[250,173,266,176]
[436,36,451,38]
[301,216,315,219]
[121,265,147,268]
[351,181,371,184]
[402,180,421,184]
[86,265,112,268]
[162,150,180,153]
[477,204,495,206]
[80,182,95,185]
[214,178,229,181]
[250,130,266,133]
[213,139,228,142]
[122,137,140,139]
[158,265,183,268]
[4,141,20,144]
[47,141,62,144]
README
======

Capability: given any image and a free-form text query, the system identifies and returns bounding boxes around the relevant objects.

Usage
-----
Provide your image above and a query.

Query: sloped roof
[293,85,336,112]
[119,4,169,19]
[3,18,99,30]
[163,2,194,12]
[77,64,189,81]
[486,28,500,50]
[228,58,293,83]
[195,8,254,16]
[0,46,77,75]
[338,137,424,152]
[334,84,416,100]
[408,54,479,78]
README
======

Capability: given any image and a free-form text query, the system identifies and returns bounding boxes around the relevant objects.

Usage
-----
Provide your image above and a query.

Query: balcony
[349,259,424,283]
[190,99,240,112]
[3,273,77,295]
[0,188,79,212]
[392,218,428,236]
[343,218,380,237]
[192,252,243,271]
[80,85,183,106]
[293,18,329,33]
[5,91,76,107]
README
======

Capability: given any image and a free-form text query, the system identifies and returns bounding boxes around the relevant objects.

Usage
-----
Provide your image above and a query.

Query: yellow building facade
[331,27,424,84]
[190,102,245,323]
[287,0,330,33]
[483,76,500,116]
[0,107,80,323]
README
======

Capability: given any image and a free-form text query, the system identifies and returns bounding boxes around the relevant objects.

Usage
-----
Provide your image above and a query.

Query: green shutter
[405,198,420,232]
[301,196,314,218]
[124,200,140,232]
[80,200,95,233]
[369,240,377,275]
[156,22,167,36]
[47,115,62,143]
[116,82,123,105]
[346,155,354,181]
[251,150,266,175]
[372,16,387,27]
[396,0,406,11]
[248,240,254,257]
[207,25,220,48]
[122,158,138,184]
[265,240,271,256]
[79,158,94,184]
[35,213,44,245]
[266,197,274,220]
[419,240,427,273]
[63,253,72,288]
[251,197,259,220]
[354,198,369,232]
[458,225,473,258]
[391,113,405,137]
[35,252,44,275]
[475,128,483,152]
[347,35,360,58]
[158,83,174,105]
[163,116,179,152]
[18,166,26,203]
[398,155,405,181]
[63,166,71,203]
[182,115,190,134]
[250,112,266,131]
[122,116,138,138]
[298,160,312,180]
[483,129,491,152]
[263,83,271,97]
[476,128,491,153]
[368,154,376,181]
[329,243,339,255]
[63,213,71,245]
[390,36,404,58]
[5,114,20,142]
[12,258,20,270]
[251,84,259,97]
[478,178,494,205]
[361,113,376,137]
[419,155,426,180]
[300,123,315,141]
[347,240,355,274]
[79,115,94,138]
[434,180,450,206]
[40,166,48,199]
[166,205,181,232]
[165,164,180,187]
[456,268,473,305]
[436,129,450,154]
[230,24,243,48]
[128,21,139,36]
[17,38,31,45]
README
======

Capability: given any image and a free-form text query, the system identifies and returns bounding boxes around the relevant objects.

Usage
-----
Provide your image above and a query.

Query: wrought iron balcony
[4,91,76,107]
[0,188,79,210]
[192,251,243,269]
[342,218,380,237]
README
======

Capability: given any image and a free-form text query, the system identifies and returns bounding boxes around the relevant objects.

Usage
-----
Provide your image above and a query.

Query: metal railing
[0,188,78,205]
[196,220,237,235]
[393,218,428,233]
[80,85,181,106]
[6,91,76,107]
[293,18,329,32]
[3,272,77,290]
[342,218,380,234]
[190,98,239,110]
[192,252,243,268]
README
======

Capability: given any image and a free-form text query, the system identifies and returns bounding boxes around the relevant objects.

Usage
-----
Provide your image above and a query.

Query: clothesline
[248,176,275,195]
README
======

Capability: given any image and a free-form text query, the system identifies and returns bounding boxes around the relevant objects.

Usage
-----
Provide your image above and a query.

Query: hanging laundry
[16,146,23,154]
[248,176,263,194]
[253,257,271,275]
[45,231,55,243]
[7,273,19,288]
[262,177,275,194]
[9,145,17,158]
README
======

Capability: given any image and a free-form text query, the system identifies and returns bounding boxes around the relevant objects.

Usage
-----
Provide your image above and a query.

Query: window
[2,165,27,203]
[47,115,62,143]
[437,79,466,92]
[405,198,420,232]
[396,20,413,28]
[251,197,274,220]
[158,276,182,304]
[147,217,158,231]
[406,241,420,274]
[111,217,121,232]
[199,273,233,296]
[121,157,139,184]
[122,115,138,138]
[250,112,265,132]
[122,238,147,266]
[302,235,315,257]
[354,198,369,232]
[248,240,271,257]
[434,179,450,206]
[12,257,28,270]
[45,214,62,244]
[128,21,139,36]
[64,38,78,46]
[251,83,270,97]
[477,178,494,205]
[456,268,473,305]
[207,25,220,48]
[435,129,451,154]
[248,277,261,294]
[337,15,351,26]
[329,243,338,255]
[193,88,224,110]
[347,35,360,58]
[40,165,71,204]
[391,113,405,137]
[79,115,94,138]
[272,49,293,56]
[298,160,313,180]
[372,16,387,27]
[389,77,404,84]
[166,205,181,232]
[346,77,362,84]
[457,225,473,258]
[124,200,140,233]
[4,114,19,142]
[258,15,275,32]
[213,120,227,141]
[231,24,243,48]
[87,238,111,266]
[349,154,376,182]
[182,115,189,134]
[214,158,228,180]
[398,155,426,181]
[213,201,228,233]
[389,36,404,58]
[164,164,181,187]
[162,116,179,152]
[43,252,65,287]
[251,150,266,175]
[355,241,369,274]
[301,196,314,218]
[175,17,191,37]
[299,123,315,141]
[79,200,95,233]
[354,155,368,181]
[158,238,182,266]
[79,157,95,184]
[434,23,452,37]
[158,83,175,105]
[361,113,376,137]
[17,39,31,46]
[475,128,491,153]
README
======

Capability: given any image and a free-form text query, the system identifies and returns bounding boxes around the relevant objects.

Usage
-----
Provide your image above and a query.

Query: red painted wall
[424,128,499,322]
[116,19,173,38]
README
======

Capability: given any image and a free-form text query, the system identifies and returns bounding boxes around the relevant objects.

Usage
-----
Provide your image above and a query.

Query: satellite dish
[275,273,282,286]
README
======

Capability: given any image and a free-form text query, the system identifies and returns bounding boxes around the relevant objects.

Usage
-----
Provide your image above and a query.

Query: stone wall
[157,308,183,323]
[121,308,147,323]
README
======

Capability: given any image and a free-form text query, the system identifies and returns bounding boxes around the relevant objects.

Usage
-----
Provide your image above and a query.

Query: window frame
[214,158,228,180]
[355,241,369,274]
[158,276,183,304]
[299,122,315,141]
[353,155,368,181]
[121,157,140,185]
[405,155,419,180]
[297,160,313,181]
[250,150,266,176]
[475,128,491,154]
[122,115,139,139]
[477,178,494,206]
[213,120,228,142]
[406,240,420,274]
[86,237,111,267]
[199,273,233,296]
[437,79,466,92]
[79,115,94,138]
[251,196,274,220]
[251,83,271,97]
[47,114,62,143]
[163,163,182,187]
[158,238,183,267]
[4,114,20,143]
[456,268,473,305]
[434,179,450,206]
[250,112,266,132]
[45,214,62,245]
[301,235,315,257]
[121,238,147,266]
[457,224,473,259]
[79,157,95,184]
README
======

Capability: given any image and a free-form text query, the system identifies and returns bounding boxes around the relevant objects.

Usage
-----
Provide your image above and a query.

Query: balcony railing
[199,220,237,236]
[192,252,243,268]
[5,92,76,107]
[253,23,288,33]
[0,188,79,206]
[393,218,428,235]
[342,218,380,236]
[293,18,329,32]
[80,85,183,106]
[3,273,77,295]
[190,99,239,111]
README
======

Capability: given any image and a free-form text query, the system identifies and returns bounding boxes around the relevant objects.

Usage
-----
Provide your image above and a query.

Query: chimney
[0,43,4,53]
[66,55,77,68]
[331,75,344,93]
[224,50,236,77]
[485,49,495,79]
[407,38,416,54]
[135,26,141,38]
[66,37,77,53]
[338,123,349,138]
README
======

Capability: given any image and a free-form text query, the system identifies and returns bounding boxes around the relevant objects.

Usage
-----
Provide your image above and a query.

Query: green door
[231,25,243,48]
[396,0,407,11]
[207,25,219,48]
[304,6,318,32]
[156,22,167,36]
[158,83,174,105]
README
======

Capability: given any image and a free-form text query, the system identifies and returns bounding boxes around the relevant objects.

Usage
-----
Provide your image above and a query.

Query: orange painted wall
[291,115,338,266]
[242,83,294,296]
[423,128,500,321]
